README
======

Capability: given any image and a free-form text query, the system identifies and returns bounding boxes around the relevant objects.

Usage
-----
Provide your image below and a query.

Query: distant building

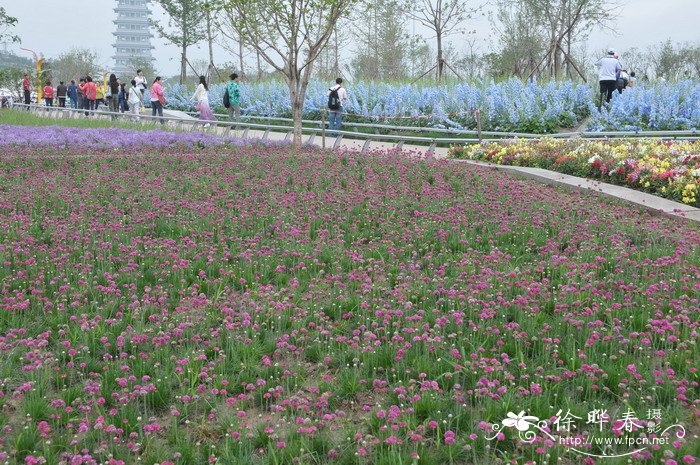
[112,0,155,77]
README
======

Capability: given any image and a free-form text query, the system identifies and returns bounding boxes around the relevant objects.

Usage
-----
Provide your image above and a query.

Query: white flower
[588,155,601,164]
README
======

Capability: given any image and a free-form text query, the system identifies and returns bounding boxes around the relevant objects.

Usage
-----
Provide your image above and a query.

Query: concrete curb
[451,159,700,223]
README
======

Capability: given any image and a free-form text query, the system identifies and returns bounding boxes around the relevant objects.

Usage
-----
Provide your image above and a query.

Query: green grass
[0,108,183,131]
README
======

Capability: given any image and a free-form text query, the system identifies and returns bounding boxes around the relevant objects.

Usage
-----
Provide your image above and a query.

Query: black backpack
[328,87,341,110]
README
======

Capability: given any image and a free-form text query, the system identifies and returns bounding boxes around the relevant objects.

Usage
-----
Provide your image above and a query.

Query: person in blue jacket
[67,80,79,109]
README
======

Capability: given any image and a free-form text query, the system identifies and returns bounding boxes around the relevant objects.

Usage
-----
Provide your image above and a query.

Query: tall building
[112,0,155,77]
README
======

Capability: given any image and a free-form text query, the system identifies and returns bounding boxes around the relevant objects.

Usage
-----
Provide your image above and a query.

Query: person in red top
[80,76,97,115]
[22,73,31,105]
[43,81,54,107]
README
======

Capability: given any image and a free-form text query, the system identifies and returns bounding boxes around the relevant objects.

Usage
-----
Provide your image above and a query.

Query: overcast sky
[2,0,698,78]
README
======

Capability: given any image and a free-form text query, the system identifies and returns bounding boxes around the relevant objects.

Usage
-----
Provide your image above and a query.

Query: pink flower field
[0,126,698,465]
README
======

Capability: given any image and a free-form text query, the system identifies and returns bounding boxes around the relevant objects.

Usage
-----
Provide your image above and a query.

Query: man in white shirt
[327,78,348,134]
[596,49,621,106]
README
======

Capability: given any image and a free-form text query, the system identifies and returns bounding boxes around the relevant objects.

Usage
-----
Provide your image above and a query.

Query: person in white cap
[596,49,622,106]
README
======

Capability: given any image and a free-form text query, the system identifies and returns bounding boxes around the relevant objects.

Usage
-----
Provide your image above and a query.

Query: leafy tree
[216,0,357,146]
[351,0,408,80]
[48,48,101,83]
[125,56,159,83]
[0,67,24,99]
[152,0,207,84]
[487,1,546,79]
[0,7,20,44]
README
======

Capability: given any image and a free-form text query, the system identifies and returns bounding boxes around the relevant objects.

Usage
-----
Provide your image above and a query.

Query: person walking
[134,69,147,97]
[107,74,120,118]
[22,73,31,106]
[596,49,621,106]
[80,76,97,115]
[57,81,67,107]
[128,79,142,121]
[150,76,165,124]
[326,77,348,134]
[43,81,54,107]
[67,80,78,109]
[226,73,241,122]
[191,75,216,126]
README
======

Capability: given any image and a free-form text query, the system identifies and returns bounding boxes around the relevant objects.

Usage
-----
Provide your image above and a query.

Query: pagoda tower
[112,0,155,77]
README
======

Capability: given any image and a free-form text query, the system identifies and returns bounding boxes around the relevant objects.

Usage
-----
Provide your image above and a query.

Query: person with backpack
[327,78,348,135]
[224,73,241,123]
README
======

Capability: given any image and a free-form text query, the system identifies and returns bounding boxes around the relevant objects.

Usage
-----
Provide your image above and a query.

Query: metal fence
[9,103,700,154]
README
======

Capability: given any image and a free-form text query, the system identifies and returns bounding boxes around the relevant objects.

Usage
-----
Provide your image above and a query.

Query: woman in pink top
[80,76,97,115]
[150,76,165,124]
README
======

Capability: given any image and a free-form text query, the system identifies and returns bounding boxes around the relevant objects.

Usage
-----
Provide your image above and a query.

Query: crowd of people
[22,69,167,123]
[19,70,248,126]
[18,70,350,130]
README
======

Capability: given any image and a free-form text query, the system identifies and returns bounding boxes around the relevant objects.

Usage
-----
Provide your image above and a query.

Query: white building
[112,0,155,78]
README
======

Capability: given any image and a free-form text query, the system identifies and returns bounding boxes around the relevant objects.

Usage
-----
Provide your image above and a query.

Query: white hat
[608,49,615,55]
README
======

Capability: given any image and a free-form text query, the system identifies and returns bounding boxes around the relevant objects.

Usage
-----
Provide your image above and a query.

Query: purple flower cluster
[0,124,273,151]
[0,125,697,464]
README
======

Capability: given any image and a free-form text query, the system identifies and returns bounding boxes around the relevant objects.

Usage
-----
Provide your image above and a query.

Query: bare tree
[402,0,480,82]
[216,0,356,146]
[152,0,207,84]
[523,0,619,79]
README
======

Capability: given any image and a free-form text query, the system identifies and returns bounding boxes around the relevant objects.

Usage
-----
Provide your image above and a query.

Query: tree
[126,56,159,83]
[0,7,20,44]
[217,0,357,146]
[522,0,619,79]
[402,0,480,82]
[48,48,101,83]
[213,6,251,78]
[152,0,207,84]
[351,0,408,80]
[488,1,547,79]
[0,67,24,99]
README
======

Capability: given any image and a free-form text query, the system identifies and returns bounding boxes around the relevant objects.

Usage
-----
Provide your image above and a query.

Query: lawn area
[0,126,697,465]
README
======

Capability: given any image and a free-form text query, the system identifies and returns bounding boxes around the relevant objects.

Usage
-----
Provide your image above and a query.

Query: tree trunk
[180,46,187,85]
[289,77,303,147]
[206,6,214,83]
[436,32,444,82]
[239,32,245,77]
